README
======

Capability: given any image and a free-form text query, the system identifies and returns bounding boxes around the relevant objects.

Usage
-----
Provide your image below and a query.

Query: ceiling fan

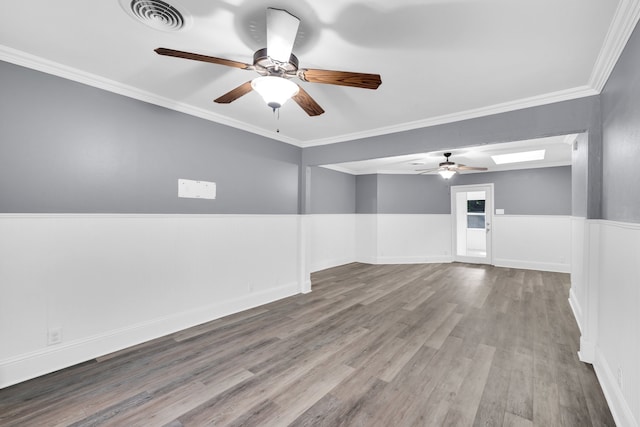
[416,152,488,179]
[154,7,382,116]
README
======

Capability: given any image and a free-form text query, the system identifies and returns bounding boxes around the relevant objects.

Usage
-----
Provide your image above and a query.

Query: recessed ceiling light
[491,149,545,165]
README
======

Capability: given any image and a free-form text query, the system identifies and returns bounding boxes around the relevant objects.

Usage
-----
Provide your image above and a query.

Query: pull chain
[273,107,280,133]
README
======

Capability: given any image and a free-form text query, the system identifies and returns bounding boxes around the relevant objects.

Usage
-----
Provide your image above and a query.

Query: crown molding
[300,85,599,147]
[3,0,638,152]
[317,164,356,175]
[320,159,572,176]
[0,45,302,147]
[589,0,640,92]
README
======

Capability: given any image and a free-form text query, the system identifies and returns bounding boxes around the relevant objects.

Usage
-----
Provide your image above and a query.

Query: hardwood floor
[0,263,615,426]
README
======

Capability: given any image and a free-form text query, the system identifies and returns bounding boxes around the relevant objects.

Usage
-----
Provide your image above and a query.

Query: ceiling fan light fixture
[251,76,299,110]
[438,169,456,179]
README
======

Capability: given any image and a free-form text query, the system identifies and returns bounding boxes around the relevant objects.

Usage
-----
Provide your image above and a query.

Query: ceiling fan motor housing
[253,48,299,77]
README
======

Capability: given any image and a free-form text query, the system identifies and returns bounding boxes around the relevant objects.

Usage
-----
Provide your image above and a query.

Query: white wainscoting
[355,214,378,264]
[375,214,452,264]
[309,214,452,267]
[569,218,640,427]
[492,215,571,273]
[308,214,356,272]
[0,214,302,389]
[569,216,587,334]
[592,220,640,427]
[309,214,571,272]
[2,212,578,390]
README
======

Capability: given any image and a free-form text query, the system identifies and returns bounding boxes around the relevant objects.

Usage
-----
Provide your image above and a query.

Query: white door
[451,184,494,265]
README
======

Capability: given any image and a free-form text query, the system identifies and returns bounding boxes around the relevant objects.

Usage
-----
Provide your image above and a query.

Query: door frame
[450,183,494,265]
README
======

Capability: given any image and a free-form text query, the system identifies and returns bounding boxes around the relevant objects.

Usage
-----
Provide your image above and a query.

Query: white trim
[301,280,312,294]
[589,0,640,91]
[0,213,301,219]
[0,43,604,149]
[568,287,583,333]
[317,164,355,175]
[301,86,598,147]
[310,257,356,273]
[582,220,601,361]
[594,347,639,427]
[374,255,453,265]
[355,256,378,265]
[2,0,637,149]
[0,45,300,148]
[0,282,299,389]
[496,214,572,219]
[590,218,640,230]
[297,215,311,293]
[578,337,596,364]
[492,258,570,273]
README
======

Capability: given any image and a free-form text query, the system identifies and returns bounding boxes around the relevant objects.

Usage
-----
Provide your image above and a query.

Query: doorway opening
[451,184,494,265]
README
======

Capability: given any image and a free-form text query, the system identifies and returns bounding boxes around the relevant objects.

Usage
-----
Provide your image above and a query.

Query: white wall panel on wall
[308,215,356,273]
[355,214,378,264]
[570,217,587,333]
[0,214,301,388]
[593,220,640,427]
[492,215,571,273]
[376,214,452,264]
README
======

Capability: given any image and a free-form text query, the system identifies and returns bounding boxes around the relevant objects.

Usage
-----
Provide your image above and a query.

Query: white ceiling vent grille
[121,0,190,32]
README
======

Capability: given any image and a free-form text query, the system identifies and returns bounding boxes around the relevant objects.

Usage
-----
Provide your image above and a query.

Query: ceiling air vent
[121,0,190,32]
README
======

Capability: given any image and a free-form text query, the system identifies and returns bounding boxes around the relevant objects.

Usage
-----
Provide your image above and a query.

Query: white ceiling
[0,1,638,147]
[321,134,577,175]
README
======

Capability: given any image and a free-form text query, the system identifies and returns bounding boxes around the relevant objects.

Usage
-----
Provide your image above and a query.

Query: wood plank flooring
[0,263,615,426]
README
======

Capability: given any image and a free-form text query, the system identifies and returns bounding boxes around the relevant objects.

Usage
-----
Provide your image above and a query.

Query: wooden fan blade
[214,81,253,104]
[292,86,325,116]
[266,8,300,63]
[457,165,488,171]
[300,69,382,89]
[155,48,252,70]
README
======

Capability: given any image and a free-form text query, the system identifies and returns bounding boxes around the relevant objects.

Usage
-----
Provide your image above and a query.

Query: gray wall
[377,174,450,214]
[355,175,378,213]
[301,96,602,218]
[601,22,640,223]
[355,166,571,216]
[0,61,301,214]
[302,97,599,167]
[309,167,355,214]
[455,166,572,215]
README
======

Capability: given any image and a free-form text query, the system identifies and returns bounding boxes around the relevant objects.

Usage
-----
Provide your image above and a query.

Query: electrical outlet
[617,366,623,390]
[47,327,62,345]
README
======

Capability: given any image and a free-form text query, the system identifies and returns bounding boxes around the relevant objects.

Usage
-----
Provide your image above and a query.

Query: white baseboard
[310,257,356,273]
[578,337,596,364]
[0,282,299,389]
[594,347,639,427]
[493,258,570,273]
[568,287,583,333]
[375,255,453,264]
[355,256,378,265]
[301,280,312,294]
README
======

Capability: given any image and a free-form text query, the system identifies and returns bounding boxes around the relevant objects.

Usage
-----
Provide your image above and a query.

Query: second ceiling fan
[155,7,382,116]
[416,152,488,179]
